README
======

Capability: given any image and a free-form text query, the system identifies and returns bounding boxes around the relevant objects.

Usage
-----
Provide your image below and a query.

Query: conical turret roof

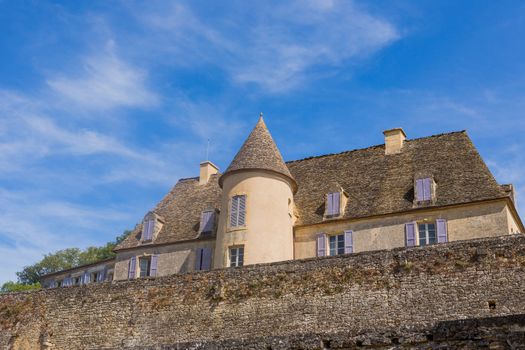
[219,116,297,191]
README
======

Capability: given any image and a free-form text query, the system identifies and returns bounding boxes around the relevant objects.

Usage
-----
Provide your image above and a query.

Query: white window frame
[418,222,437,246]
[328,234,345,256]
[138,256,152,278]
[229,246,244,267]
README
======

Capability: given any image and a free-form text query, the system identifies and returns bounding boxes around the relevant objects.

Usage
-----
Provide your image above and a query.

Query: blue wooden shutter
[437,219,448,243]
[98,269,106,282]
[238,195,246,226]
[150,255,158,277]
[128,257,136,279]
[333,192,341,216]
[423,178,432,201]
[405,222,416,247]
[200,211,214,233]
[142,221,149,240]
[143,219,154,240]
[142,222,147,240]
[82,272,89,284]
[326,193,334,216]
[202,248,212,270]
[416,179,424,201]
[344,230,353,254]
[316,233,326,257]
[230,197,238,227]
[195,248,203,270]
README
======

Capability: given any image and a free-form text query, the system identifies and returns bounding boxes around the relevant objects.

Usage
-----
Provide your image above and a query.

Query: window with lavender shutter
[344,230,353,254]
[423,178,432,201]
[150,255,158,277]
[436,219,448,243]
[405,222,416,247]
[98,269,106,282]
[316,233,326,257]
[238,195,246,226]
[416,179,424,201]
[82,272,89,284]
[128,257,136,279]
[230,197,239,227]
[230,195,246,228]
[142,221,148,240]
[326,192,341,217]
[326,193,334,216]
[200,211,215,234]
[416,178,432,201]
[195,248,203,271]
[202,247,212,270]
[332,192,341,216]
[148,219,155,240]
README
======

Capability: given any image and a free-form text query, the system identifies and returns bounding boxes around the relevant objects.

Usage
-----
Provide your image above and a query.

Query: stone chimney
[383,128,407,155]
[199,161,219,185]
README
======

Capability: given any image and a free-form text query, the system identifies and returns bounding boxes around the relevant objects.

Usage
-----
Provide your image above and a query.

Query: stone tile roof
[40,258,115,280]
[116,174,222,251]
[115,130,509,251]
[287,131,507,226]
[219,116,296,190]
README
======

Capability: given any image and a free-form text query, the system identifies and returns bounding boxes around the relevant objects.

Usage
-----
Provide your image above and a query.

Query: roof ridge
[286,130,466,165]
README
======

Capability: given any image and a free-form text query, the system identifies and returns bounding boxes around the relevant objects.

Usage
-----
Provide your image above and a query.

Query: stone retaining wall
[2,235,525,349]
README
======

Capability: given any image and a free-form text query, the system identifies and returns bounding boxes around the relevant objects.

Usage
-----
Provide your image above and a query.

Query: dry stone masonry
[2,235,525,349]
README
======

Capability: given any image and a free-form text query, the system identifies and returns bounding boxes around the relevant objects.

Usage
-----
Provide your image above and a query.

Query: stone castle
[2,117,525,349]
[40,116,522,287]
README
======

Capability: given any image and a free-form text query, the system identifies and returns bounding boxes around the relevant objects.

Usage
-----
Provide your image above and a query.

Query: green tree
[1,281,41,293]
[15,229,132,285]
[16,248,81,284]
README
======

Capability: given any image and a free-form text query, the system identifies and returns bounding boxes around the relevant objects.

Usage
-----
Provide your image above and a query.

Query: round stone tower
[213,116,297,268]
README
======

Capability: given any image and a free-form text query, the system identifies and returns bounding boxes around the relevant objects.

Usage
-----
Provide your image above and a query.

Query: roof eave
[218,168,298,193]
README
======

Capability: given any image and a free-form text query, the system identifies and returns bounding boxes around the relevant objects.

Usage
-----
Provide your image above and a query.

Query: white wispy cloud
[127,0,400,92]
[0,188,133,283]
[47,42,159,110]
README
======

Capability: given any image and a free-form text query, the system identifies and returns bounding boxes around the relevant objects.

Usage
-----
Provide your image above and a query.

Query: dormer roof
[219,116,297,191]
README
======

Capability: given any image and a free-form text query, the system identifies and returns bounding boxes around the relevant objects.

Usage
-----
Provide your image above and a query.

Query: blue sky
[1,0,524,284]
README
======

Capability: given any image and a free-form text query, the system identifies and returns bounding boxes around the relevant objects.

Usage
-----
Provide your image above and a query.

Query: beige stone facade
[113,239,215,281]
[42,118,525,287]
[294,198,520,259]
[214,170,295,268]
[40,258,114,288]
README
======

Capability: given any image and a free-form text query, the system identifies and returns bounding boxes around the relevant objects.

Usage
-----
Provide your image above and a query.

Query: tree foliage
[1,281,41,293]
[15,230,132,285]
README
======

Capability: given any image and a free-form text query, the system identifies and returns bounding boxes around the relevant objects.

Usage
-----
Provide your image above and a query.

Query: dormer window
[141,212,164,243]
[142,218,155,241]
[415,177,435,203]
[325,189,349,219]
[199,210,216,235]
[326,192,341,217]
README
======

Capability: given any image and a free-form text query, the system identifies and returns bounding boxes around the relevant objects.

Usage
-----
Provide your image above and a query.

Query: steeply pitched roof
[287,131,507,226]
[116,174,222,251]
[115,130,510,251]
[219,116,296,190]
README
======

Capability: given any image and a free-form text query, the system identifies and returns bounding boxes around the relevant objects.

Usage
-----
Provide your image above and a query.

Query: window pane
[428,223,436,244]
[139,258,150,277]
[329,236,336,255]
[238,248,244,266]
[337,235,345,255]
